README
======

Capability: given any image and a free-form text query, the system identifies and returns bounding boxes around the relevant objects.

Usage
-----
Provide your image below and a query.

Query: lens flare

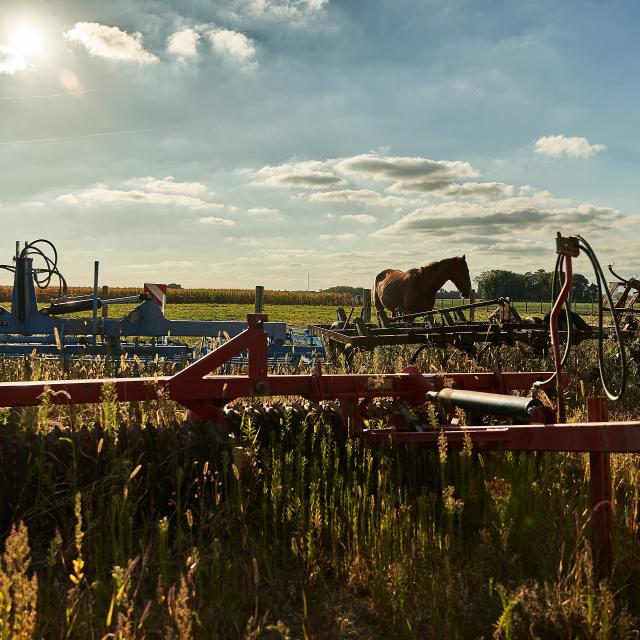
[9,23,45,56]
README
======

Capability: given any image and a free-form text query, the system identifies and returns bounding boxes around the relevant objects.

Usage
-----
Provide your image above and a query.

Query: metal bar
[92,261,99,341]
[0,367,562,409]
[391,298,507,323]
[549,255,572,423]
[362,422,640,452]
[254,286,264,313]
[587,397,613,572]
[16,256,26,322]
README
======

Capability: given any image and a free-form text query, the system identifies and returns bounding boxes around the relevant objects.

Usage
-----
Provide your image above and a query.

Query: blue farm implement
[0,240,323,364]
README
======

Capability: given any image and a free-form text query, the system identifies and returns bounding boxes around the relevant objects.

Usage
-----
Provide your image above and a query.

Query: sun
[9,23,45,56]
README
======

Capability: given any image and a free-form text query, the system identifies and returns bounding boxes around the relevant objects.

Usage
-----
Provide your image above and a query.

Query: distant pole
[254,285,264,313]
[92,261,99,340]
[307,274,309,292]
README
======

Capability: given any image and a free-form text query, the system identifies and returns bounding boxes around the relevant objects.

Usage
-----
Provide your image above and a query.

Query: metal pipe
[587,397,613,572]
[92,261,99,343]
[254,285,264,313]
[549,256,572,422]
[392,297,507,322]
[428,388,540,420]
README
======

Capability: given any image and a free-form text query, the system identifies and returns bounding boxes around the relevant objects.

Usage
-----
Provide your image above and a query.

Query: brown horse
[374,255,472,315]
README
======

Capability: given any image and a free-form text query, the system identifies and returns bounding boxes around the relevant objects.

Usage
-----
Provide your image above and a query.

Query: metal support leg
[587,396,613,571]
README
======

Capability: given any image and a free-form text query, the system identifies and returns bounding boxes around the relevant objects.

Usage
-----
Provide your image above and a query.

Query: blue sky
[1,0,638,289]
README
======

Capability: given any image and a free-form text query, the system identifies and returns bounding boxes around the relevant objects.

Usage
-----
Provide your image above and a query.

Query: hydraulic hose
[535,234,627,409]
[550,253,574,368]
[19,239,68,296]
[577,236,627,401]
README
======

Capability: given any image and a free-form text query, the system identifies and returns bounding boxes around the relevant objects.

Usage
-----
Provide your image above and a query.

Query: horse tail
[373,270,387,311]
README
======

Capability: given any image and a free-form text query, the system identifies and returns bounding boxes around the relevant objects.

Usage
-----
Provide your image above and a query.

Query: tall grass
[0,346,639,637]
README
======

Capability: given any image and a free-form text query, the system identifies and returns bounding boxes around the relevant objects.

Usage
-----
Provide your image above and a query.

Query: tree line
[475,269,598,302]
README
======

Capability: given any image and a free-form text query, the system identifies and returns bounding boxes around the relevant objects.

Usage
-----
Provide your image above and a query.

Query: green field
[0,298,602,328]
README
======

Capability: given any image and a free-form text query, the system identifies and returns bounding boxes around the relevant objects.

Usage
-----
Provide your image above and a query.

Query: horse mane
[419,256,461,277]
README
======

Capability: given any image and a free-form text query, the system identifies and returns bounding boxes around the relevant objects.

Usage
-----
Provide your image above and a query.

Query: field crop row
[0,285,360,306]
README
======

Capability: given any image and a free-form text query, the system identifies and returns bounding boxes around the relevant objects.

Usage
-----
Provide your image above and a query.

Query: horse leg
[423,296,436,311]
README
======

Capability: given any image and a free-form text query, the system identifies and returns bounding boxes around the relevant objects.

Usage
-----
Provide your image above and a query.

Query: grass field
[0,297,603,329]
[0,340,639,638]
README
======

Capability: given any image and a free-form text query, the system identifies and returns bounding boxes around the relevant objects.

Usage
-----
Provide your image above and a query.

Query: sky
[1,0,639,290]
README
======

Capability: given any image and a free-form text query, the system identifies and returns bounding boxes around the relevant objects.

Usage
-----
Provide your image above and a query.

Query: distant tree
[475,270,525,300]
[436,288,463,299]
[571,274,591,301]
[322,286,366,297]
[476,269,594,301]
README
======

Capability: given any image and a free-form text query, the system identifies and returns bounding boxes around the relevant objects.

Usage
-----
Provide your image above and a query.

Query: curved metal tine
[608,262,633,285]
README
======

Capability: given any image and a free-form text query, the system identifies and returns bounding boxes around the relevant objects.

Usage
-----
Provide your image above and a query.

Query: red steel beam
[587,397,613,570]
[0,370,562,409]
[361,422,640,452]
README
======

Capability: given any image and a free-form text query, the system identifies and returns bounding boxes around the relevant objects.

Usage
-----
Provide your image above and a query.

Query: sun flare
[9,23,45,56]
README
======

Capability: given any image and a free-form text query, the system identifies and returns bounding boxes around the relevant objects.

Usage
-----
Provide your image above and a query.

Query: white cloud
[374,196,621,238]
[341,213,377,224]
[388,180,514,200]
[198,216,235,226]
[254,161,346,190]
[167,28,200,59]
[206,28,257,66]
[336,153,478,183]
[319,233,357,241]
[0,44,28,74]
[246,206,283,221]
[57,182,222,210]
[247,206,279,215]
[64,22,159,63]
[121,260,195,270]
[534,135,606,159]
[237,0,328,18]
[128,176,211,197]
[310,189,407,206]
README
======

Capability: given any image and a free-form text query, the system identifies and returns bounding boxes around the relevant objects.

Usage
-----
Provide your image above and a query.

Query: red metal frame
[0,314,560,417]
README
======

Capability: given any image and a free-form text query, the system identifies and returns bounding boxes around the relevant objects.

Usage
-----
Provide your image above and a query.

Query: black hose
[549,253,574,367]
[19,239,68,296]
[577,236,627,401]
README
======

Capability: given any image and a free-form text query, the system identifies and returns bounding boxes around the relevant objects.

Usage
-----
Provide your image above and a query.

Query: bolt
[253,379,269,395]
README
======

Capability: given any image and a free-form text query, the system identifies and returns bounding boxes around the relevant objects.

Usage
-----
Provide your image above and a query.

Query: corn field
[0,286,359,306]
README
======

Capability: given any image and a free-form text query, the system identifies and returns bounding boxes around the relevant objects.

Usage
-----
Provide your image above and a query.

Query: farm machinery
[312,262,640,367]
[0,239,323,364]
[0,233,638,565]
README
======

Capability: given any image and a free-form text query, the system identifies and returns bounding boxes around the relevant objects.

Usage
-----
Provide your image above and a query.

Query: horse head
[452,255,472,298]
